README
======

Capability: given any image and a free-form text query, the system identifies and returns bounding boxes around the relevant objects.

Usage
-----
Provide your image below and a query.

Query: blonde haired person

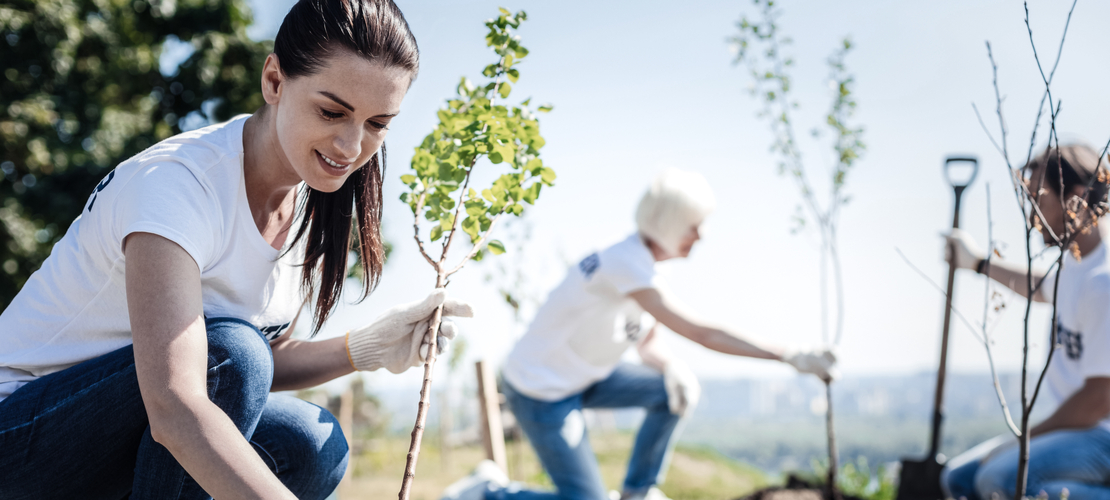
[442,168,837,500]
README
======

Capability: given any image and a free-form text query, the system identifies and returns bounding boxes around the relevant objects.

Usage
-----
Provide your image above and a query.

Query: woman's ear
[261,53,285,106]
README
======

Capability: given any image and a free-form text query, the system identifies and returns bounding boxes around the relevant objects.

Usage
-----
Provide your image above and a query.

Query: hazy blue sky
[247,0,1110,389]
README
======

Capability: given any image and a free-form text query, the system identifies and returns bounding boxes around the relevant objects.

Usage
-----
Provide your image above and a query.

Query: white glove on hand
[782,345,839,381]
[346,289,473,374]
[944,228,986,271]
[663,360,700,416]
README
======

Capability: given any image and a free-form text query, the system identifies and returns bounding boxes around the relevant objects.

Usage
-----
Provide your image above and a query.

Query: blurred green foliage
[0,0,270,307]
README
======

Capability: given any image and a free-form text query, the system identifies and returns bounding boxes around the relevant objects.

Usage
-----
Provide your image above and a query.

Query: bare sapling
[969,0,1110,496]
[396,8,555,498]
[731,1,866,495]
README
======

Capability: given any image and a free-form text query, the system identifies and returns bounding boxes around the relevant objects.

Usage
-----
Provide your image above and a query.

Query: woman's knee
[254,395,349,499]
[203,318,274,427]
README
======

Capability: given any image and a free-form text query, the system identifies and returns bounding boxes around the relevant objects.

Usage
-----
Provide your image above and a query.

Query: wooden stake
[476,360,508,472]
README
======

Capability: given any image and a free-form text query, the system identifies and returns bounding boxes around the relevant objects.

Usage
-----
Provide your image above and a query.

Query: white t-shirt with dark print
[503,233,660,401]
[1040,242,1110,430]
[0,115,304,402]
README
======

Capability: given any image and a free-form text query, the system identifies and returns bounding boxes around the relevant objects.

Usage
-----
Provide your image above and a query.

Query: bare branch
[982,184,1023,436]
[1023,0,1078,167]
[972,102,1009,162]
[412,191,439,270]
[894,247,986,344]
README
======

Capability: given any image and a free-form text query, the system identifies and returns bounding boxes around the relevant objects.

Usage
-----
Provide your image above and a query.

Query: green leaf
[507,69,520,83]
[489,151,503,164]
[487,240,506,255]
[430,225,443,242]
[522,182,541,204]
[482,189,496,202]
[540,167,557,183]
[400,174,416,185]
[461,216,480,241]
[537,104,553,113]
[499,82,512,99]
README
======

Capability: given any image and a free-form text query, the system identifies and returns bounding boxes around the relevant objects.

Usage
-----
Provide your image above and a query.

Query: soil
[734,475,867,500]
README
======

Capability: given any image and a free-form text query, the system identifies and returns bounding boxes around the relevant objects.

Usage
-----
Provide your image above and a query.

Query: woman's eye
[367,121,389,131]
[320,108,344,120]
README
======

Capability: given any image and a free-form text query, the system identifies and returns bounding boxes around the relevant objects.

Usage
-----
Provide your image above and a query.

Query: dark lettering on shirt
[579,253,600,279]
[86,170,115,212]
[1058,321,1083,360]
[260,322,291,341]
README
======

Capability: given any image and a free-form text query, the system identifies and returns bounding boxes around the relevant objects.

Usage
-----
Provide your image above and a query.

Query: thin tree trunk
[825,380,839,500]
[398,272,447,500]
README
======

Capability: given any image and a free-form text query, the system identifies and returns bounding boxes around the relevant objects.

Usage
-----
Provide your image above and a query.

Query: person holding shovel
[0,1,474,499]
[942,143,1110,500]
[440,168,839,500]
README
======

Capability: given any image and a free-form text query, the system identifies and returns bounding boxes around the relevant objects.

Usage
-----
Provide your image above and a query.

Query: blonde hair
[635,168,716,256]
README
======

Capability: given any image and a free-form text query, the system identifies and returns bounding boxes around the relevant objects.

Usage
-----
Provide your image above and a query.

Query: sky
[244,0,1110,390]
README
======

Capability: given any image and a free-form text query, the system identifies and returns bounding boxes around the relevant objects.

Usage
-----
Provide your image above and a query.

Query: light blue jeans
[488,363,685,500]
[0,318,348,499]
[943,428,1110,500]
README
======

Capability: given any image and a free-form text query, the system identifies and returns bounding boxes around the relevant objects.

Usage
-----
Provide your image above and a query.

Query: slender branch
[895,248,987,345]
[439,68,507,263]
[412,191,439,269]
[986,42,1013,171]
[1029,253,1064,410]
[972,102,1009,164]
[446,211,507,276]
[1023,0,1077,167]
[440,166,476,263]
[829,227,846,346]
[982,184,1023,436]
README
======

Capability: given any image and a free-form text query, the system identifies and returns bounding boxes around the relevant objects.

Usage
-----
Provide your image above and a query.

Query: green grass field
[338,431,768,500]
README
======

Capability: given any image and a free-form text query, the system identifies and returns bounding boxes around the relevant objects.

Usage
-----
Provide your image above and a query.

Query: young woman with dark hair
[0,1,470,498]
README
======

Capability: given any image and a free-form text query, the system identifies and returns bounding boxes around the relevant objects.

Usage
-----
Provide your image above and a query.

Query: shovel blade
[896,457,945,500]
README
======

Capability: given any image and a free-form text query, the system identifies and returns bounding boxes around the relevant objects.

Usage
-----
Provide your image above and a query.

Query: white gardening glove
[663,360,700,416]
[944,228,986,271]
[346,289,473,374]
[782,345,839,381]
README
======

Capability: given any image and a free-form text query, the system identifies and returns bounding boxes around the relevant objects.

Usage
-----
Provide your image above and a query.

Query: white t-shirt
[502,233,660,401]
[1039,242,1110,430]
[0,115,304,402]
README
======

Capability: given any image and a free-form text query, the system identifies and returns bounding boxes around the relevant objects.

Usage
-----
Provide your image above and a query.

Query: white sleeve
[597,248,658,295]
[1078,277,1110,379]
[1039,269,1059,303]
[110,162,222,270]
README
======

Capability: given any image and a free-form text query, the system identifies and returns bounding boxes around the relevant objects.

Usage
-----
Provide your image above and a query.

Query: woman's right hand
[346,289,474,374]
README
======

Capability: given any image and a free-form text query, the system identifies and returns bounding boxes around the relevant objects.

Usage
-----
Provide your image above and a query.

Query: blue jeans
[0,318,348,499]
[943,428,1110,500]
[489,363,685,500]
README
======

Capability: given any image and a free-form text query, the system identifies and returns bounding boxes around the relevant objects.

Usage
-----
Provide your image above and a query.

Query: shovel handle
[944,156,979,190]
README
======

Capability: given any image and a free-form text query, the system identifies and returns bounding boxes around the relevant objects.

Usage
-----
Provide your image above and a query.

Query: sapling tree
[395,8,554,499]
[730,0,866,495]
[969,1,1110,496]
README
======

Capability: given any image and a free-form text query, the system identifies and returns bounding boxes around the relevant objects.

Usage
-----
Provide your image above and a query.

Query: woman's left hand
[346,289,473,374]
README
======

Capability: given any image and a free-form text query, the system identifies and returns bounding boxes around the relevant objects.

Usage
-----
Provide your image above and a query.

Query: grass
[337,431,768,500]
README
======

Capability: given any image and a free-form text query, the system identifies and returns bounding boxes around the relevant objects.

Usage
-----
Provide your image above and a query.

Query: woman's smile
[315,150,352,177]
